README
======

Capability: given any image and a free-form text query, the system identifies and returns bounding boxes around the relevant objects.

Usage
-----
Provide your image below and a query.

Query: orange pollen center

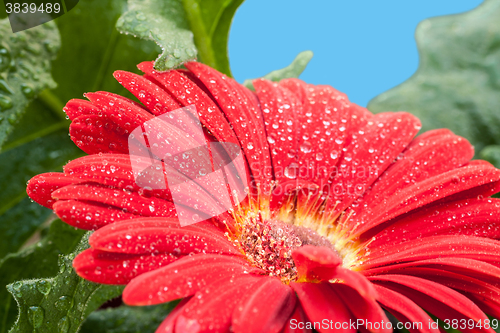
[225,214,337,283]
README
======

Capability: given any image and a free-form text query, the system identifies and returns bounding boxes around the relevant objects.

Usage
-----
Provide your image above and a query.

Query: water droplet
[28,306,44,328]
[36,280,51,295]
[0,46,11,72]
[247,142,254,150]
[0,80,13,94]
[7,113,16,124]
[284,163,299,179]
[21,83,34,98]
[0,95,13,111]
[58,317,70,333]
[11,281,23,297]
[173,48,181,58]
[134,24,148,33]
[300,142,312,153]
[136,12,146,21]
[55,296,71,310]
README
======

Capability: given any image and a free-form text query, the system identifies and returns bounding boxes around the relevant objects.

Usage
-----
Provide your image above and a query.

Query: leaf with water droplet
[0,220,84,333]
[7,231,123,333]
[243,51,314,90]
[368,0,500,157]
[116,0,245,75]
[0,19,60,150]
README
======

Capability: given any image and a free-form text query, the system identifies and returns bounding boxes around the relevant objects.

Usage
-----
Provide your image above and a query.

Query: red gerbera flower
[27,61,500,333]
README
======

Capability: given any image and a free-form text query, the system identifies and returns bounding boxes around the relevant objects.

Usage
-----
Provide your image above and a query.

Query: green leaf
[0,18,60,150]
[0,104,82,259]
[243,51,314,90]
[181,0,245,75]
[7,231,123,333]
[0,220,84,333]
[117,0,245,74]
[81,303,179,333]
[368,0,500,154]
[116,0,197,71]
[479,145,500,167]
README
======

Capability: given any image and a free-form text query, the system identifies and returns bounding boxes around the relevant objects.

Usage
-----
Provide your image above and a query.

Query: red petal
[292,245,342,281]
[113,70,181,115]
[370,274,493,333]
[232,276,296,333]
[123,254,253,306]
[73,248,180,284]
[51,184,176,217]
[85,91,153,129]
[363,235,500,269]
[364,257,500,287]
[88,219,239,255]
[63,154,172,201]
[69,114,130,154]
[63,99,100,120]
[281,303,312,333]
[137,62,239,146]
[53,199,137,230]
[353,162,500,236]
[353,129,474,221]
[253,79,300,187]
[366,198,500,248]
[333,284,390,333]
[174,274,263,333]
[385,267,500,309]
[373,284,438,333]
[291,282,355,333]
[27,172,80,208]
[185,62,273,201]
[326,112,421,218]
[155,298,191,333]
[334,266,377,299]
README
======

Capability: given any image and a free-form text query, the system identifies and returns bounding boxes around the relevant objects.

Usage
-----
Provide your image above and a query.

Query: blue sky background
[229,0,483,107]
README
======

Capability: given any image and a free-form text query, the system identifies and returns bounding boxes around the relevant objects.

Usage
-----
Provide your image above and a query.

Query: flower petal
[353,162,500,236]
[113,70,181,115]
[367,198,500,251]
[51,184,177,218]
[63,99,100,120]
[73,248,180,284]
[326,112,421,218]
[292,245,342,281]
[253,79,300,187]
[363,235,500,269]
[353,129,474,221]
[364,257,500,286]
[373,284,438,333]
[69,114,131,155]
[370,274,493,333]
[26,172,80,208]
[123,254,253,306]
[88,219,239,255]
[185,62,273,201]
[333,284,390,333]
[53,200,137,230]
[291,282,355,333]
[136,62,239,146]
[281,303,312,333]
[155,298,191,333]
[174,274,263,333]
[232,276,296,333]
